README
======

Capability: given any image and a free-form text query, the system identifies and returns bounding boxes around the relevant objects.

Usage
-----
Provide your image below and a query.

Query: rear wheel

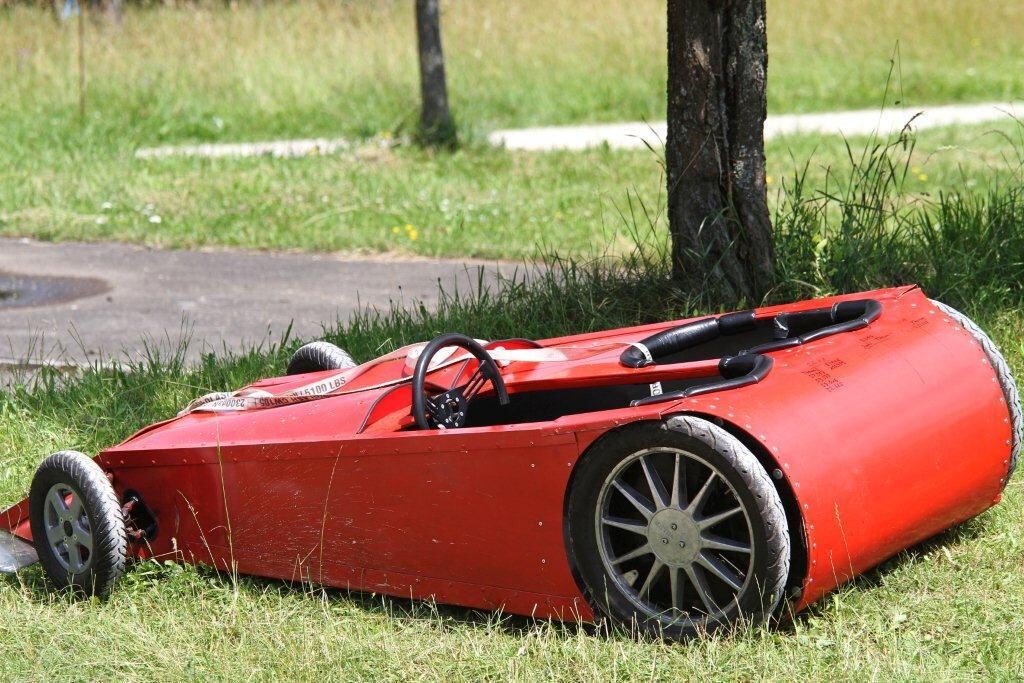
[566,417,789,640]
[29,451,127,598]
[286,341,356,375]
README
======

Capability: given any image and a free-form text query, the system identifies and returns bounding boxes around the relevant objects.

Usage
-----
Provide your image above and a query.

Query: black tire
[29,451,127,598]
[566,417,790,640]
[931,299,1021,484]
[286,341,357,376]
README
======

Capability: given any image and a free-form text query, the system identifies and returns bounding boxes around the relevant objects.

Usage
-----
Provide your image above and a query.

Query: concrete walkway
[0,238,517,373]
[489,101,1021,151]
[134,102,1020,159]
[136,137,353,160]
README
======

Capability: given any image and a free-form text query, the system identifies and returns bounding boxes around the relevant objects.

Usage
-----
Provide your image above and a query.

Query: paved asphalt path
[0,238,517,374]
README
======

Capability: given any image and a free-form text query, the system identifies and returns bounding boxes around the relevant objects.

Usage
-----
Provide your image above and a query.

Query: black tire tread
[29,451,127,598]
[931,299,1021,483]
[567,417,790,640]
[286,341,357,376]
[665,415,790,614]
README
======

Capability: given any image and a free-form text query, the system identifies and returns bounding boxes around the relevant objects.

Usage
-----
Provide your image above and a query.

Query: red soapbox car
[0,285,1019,640]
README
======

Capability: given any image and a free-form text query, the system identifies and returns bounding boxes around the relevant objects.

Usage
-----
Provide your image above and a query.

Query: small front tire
[28,451,127,598]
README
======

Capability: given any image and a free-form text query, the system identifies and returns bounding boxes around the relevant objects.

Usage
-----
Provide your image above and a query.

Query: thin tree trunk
[414,0,456,146]
[666,0,774,304]
[77,0,86,120]
[105,0,123,24]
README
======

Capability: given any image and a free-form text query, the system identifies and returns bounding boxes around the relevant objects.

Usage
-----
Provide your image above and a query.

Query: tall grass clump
[774,124,1024,313]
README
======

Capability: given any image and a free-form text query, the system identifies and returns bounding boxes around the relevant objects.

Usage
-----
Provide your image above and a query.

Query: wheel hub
[596,446,756,621]
[42,483,93,573]
[648,508,700,565]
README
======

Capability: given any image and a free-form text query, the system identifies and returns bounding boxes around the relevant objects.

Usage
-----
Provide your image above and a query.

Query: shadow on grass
[0,553,595,638]
[791,507,994,628]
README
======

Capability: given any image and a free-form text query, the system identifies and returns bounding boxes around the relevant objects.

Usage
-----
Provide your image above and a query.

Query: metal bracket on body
[0,530,38,573]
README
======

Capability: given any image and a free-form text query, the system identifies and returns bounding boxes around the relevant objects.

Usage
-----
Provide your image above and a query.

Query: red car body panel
[0,285,1012,620]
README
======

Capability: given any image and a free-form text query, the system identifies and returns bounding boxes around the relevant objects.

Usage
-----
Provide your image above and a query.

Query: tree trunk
[104,0,123,24]
[414,0,456,147]
[666,0,774,304]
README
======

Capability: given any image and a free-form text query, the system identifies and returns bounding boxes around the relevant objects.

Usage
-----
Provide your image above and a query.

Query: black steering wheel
[412,333,509,430]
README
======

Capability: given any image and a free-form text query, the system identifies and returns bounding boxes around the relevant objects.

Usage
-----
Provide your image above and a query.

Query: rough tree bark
[666,0,774,304]
[414,0,456,147]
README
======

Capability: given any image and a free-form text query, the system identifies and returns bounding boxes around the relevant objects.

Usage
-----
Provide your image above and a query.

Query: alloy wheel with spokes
[598,446,755,621]
[567,418,790,640]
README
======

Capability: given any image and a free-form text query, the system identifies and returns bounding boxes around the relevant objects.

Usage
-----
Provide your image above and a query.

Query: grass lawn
[0,478,1020,680]
[2,0,1022,260]
[2,119,1022,259]
[3,119,1024,675]
[2,0,1022,146]
[2,2,1023,675]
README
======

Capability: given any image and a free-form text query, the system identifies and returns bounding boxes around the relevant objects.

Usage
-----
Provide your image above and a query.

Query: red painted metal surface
[0,285,1012,621]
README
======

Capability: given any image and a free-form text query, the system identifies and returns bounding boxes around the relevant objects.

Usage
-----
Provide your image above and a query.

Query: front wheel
[566,417,790,640]
[28,451,127,598]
